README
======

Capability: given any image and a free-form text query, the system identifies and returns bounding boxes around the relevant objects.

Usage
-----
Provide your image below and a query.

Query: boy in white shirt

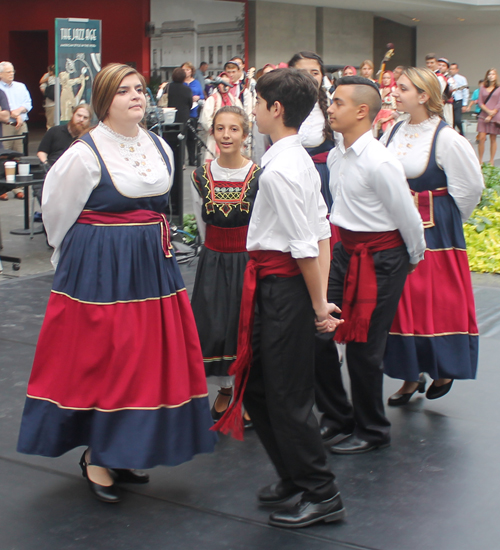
[319,76,425,455]
[213,68,345,528]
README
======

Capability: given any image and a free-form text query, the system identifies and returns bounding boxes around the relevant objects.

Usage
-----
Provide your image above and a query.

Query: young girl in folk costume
[288,51,335,210]
[191,106,261,427]
[382,67,483,406]
[373,70,398,137]
[200,73,243,161]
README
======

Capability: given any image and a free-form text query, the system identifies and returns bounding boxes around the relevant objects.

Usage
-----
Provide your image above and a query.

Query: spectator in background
[343,66,356,76]
[393,66,405,81]
[0,61,32,200]
[166,68,193,125]
[360,60,376,83]
[477,68,500,165]
[0,88,10,151]
[449,63,469,136]
[200,72,242,161]
[181,62,204,166]
[194,61,208,93]
[37,104,92,168]
[39,65,56,130]
[468,80,483,117]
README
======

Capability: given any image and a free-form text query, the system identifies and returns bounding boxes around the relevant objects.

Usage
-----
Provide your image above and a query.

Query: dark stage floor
[2,266,500,550]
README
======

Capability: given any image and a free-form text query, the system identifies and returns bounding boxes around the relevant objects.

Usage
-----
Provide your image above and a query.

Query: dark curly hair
[288,51,333,142]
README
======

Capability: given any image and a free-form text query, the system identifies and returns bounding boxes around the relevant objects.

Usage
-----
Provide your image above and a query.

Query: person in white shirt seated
[321,76,426,455]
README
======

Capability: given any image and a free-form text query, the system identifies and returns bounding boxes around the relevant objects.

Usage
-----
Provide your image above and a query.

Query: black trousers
[243,274,336,502]
[316,242,409,444]
[453,100,463,135]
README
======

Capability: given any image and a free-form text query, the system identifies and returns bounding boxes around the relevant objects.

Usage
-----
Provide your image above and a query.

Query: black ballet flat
[112,469,150,484]
[426,379,453,400]
[79,450,121,503]
[211,389,232,422]
[388,374,426,407]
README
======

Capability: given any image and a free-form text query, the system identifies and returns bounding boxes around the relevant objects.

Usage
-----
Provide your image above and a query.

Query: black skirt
[191,246,249,378]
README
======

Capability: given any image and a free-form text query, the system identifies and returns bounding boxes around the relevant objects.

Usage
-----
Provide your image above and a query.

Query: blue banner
[55,18,101,122]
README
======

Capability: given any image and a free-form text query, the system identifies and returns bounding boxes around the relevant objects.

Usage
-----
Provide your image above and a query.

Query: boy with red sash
[320,76,426,454]
[213,68,345,529]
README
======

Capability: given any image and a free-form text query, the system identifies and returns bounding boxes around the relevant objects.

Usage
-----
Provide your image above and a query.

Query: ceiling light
[412,17,420,21]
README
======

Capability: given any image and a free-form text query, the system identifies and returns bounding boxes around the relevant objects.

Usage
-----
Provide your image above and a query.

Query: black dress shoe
[79,450,121,503]
[388,374,426,407]
[320,426,353,446]
[426,379,453,400]
[257,481,303,505]
[268,492,346,528]
[330,435,390,455]
[112,469,150,484]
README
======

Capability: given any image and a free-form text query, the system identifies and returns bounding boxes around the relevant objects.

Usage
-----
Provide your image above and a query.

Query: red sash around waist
[204,224,248,253]
[212,250,301,440]
[77,209,173,258]
[311,151,329,164]
[412,187,448,228]
[334,228,404,344]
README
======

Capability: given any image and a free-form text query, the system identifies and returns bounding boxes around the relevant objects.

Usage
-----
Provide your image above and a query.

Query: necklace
[99,122,159,184]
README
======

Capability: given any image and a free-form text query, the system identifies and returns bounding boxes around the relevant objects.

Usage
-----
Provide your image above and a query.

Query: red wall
[0,0,150,123]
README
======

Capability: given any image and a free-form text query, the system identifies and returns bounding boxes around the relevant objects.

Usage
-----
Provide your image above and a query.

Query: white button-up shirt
[247,134,331,259]
[328,130,425,264]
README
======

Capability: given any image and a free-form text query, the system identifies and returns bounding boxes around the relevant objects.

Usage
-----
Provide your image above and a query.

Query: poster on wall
[149,0,245,83]
[55,18,101,123]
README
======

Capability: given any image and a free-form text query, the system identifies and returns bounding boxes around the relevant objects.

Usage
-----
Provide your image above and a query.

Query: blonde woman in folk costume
[382,67,483,406]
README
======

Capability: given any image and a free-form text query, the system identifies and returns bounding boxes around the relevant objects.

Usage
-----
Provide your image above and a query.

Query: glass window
[209,46,214,64]
[227,45,232,60]
[218,45,223,65]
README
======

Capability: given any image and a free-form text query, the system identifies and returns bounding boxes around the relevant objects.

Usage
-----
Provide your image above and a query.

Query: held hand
[408,263,418,274]
[461,107,467,113]
[15,115,23,128]
[314,302,343,333]
[485,115,492,123]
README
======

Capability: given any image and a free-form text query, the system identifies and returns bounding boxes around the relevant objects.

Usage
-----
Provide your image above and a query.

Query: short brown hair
[181,62,195,75]
[360,60,374,70]
[92,63,146,122]
[425,53,437,61]
[172,67,186,83]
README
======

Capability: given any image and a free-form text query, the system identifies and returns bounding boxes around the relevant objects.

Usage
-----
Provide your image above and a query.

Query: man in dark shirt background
[37,104,91,167]
[0,88,10,151]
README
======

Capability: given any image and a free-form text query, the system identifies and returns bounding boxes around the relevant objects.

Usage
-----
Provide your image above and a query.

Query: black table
[0,175,45,235]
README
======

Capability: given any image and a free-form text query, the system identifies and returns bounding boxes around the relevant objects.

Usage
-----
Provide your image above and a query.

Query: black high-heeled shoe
[79,450,121,503]
[211,389,232,422]
[426,379,453,400]
[388,374,426,406]
[111,469,150,484]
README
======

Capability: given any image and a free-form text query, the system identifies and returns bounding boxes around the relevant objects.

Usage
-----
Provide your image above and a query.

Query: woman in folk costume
[17,63,216,503]
[382,67,483,405]
[199,72,243,161]
[191,106,261,427]
[373,70,398,137]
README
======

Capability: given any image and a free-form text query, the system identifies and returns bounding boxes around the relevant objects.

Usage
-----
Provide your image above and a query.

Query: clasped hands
[315,301,344,333]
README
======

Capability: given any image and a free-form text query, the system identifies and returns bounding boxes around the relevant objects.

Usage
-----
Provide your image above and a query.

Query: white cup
[18,163,30,176]
[4,161,16,183]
